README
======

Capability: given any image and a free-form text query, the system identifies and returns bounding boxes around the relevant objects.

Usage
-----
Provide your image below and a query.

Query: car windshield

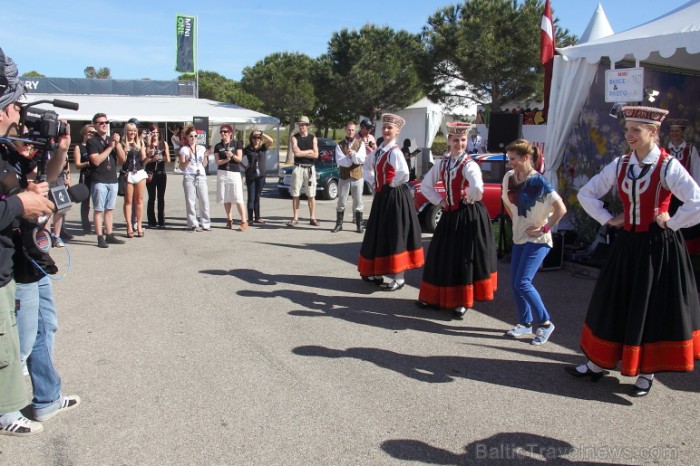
[478,160,506,184]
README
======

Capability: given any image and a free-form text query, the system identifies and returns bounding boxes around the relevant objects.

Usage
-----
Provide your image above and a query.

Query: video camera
[19,98,78,146]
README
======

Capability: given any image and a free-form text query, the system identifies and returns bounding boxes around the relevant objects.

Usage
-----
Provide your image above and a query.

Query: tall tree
[419,0,576,110]
[84,66,111,79]
[22,71,45,77]
[183,70,262,110]
[240,52,317,128]
[326,25,424,120]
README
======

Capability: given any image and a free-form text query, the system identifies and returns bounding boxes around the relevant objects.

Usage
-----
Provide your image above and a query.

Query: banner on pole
[175,14,196,73]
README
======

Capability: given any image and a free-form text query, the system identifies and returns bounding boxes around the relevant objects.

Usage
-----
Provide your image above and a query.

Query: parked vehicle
[408,153,507,232]
[278,137,371,200]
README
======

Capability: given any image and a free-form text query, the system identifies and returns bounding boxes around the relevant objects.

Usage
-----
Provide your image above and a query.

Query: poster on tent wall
[175,14,196,73]
[605,67,644,102]
[559,63,700,242]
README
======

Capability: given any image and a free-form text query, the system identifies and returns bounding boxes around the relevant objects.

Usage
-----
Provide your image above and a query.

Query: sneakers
[97,236,109,248]
[531,323,555,345]
[52,235,65,248]
[105,233,125,244]
[174,168,182,174]
[34,395,81,422]
[0,414,43,437]
[505,323,533,337]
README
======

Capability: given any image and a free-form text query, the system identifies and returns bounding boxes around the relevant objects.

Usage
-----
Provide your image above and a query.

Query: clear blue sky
[0,0,692,81]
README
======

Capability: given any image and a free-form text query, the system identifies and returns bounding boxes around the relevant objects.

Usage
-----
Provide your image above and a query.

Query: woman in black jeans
[145,124,170,228]
[243,130,274,224]
[74,124,95,233]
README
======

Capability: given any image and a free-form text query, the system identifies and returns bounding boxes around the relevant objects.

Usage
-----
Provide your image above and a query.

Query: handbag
[117,171,127,196]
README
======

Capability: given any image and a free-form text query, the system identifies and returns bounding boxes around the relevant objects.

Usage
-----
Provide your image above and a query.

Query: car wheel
[278,188,290,197]
[425,204,443,233]
[324,179,339,200]
[363,181,372,195]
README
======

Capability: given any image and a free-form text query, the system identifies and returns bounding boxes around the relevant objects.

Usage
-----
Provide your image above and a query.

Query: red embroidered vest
[440,154,473,212]
[616,150,672,232]
[373,145,398,192]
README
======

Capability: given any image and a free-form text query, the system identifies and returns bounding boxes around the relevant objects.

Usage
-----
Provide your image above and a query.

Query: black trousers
[146,172,167,226]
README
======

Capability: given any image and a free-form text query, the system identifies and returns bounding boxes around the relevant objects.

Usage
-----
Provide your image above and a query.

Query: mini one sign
[605,67,644,103]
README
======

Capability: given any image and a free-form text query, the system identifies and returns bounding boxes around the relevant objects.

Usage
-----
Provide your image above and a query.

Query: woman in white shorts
[214,125,247,231]
[115,122,147,237]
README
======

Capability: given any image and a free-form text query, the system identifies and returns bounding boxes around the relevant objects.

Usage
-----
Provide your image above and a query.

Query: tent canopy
[27,93,280,128]
[545,0,700,187]
[558,0,700,71]
[375,97,444,150]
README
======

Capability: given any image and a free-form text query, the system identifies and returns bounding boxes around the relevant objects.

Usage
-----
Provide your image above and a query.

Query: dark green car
[277,137,371,200]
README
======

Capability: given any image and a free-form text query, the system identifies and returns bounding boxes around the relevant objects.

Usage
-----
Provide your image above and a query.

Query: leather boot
[331,210,344,233]
[355,211,364,233]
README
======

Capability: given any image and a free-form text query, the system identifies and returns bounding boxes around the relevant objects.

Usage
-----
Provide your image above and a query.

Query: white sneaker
[0,415,43,437]
[505,323,533,337]
[531,323,555,345]
[174,168,182,174]
[34,395,81,422]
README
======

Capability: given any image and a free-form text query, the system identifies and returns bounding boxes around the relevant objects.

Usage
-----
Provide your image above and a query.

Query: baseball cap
[360,118,373,128]
[0,47,26,111]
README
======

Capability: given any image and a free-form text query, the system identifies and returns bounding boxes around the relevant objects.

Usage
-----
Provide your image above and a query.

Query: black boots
[355,211,364,233]
[331,210,344,233]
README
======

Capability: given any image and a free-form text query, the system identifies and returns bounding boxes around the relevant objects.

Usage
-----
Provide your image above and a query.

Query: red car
[408,153,507,232]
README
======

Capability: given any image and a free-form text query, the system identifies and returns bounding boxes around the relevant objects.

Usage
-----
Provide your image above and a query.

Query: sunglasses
[187,134,197,138]
[220,130,230,134]
[252,136,261,140]
[95,120,110,125]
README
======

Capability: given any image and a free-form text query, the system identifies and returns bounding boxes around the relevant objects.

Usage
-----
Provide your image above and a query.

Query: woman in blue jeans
[501,139,566,345]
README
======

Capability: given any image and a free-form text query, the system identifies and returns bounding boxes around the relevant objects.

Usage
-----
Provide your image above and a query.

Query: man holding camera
[87,112,125,248]
[0,46,70,436]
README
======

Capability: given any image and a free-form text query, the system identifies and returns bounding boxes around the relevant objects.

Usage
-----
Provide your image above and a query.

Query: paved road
[1,173,698,465]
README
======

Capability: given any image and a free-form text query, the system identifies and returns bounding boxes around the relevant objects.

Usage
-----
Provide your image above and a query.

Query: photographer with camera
[0,46,76,436]
[87,113,126,248]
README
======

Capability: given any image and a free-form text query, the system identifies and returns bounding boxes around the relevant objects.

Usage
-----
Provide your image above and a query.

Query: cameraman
[0,46,58,437]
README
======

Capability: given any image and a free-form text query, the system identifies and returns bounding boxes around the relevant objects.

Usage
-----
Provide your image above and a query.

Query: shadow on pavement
[381,433,609,465]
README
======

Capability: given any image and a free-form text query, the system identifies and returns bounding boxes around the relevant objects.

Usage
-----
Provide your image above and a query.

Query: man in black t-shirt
[287,116,319,227]
[86,113,125,248]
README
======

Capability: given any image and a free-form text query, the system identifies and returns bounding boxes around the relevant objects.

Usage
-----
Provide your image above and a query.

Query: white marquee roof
[29,94,279,128]
[557,0,700,71]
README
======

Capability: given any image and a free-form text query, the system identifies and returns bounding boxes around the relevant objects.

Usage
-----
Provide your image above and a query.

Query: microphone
[52,99,80,111]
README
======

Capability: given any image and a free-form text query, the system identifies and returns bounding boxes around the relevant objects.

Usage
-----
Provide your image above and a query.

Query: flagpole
[195,14,199,99]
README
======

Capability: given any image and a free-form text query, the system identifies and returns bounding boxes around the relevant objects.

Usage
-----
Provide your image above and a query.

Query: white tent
[29,93,280,128]
[545,0,700,185]
[375,97,444,151]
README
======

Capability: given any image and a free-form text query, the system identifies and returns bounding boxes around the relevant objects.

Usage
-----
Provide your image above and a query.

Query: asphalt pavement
[1,171,698,465]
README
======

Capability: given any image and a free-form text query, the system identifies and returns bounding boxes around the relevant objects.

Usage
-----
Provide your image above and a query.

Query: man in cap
[358,118,377,155]
[467,126,483,154]
[0,46,60,436]
[287,116,320,226]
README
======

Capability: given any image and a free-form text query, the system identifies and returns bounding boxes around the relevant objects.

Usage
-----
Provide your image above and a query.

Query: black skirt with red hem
[358,184,424,277]
[418,203,498,308]
[580,225,700,376]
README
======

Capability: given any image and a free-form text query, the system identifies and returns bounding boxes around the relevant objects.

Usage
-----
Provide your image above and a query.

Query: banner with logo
[175,14,196,73]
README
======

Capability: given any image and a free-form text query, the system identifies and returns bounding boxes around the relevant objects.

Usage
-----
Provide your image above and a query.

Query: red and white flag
[540,0,555,120]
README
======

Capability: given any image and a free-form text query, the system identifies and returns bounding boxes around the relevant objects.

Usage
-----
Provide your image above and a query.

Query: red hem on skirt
[580,323,700,376]
[358,248,425,276]
[418,272,497,308]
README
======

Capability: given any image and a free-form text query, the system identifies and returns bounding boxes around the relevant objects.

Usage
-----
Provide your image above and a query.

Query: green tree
[84,66,111,79]
[183,70,262,110]
[419,0,576,110]
[240,52,317,128]
[311,55,353,137]
[326,25,424,120]
[22,71,45,77]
